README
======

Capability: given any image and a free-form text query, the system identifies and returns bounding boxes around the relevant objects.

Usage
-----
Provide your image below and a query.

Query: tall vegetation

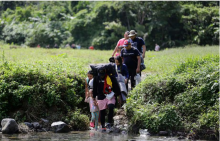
[0,1,219,49]
[126,54,219,140]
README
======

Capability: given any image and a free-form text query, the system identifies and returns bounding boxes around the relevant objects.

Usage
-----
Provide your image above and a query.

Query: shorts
[97,96,116,110]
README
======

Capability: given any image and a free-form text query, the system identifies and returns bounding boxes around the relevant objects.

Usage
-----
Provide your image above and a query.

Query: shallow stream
[0,130,194,141]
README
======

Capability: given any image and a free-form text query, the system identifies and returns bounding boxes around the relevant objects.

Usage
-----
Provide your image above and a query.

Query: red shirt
[117,38,126,47]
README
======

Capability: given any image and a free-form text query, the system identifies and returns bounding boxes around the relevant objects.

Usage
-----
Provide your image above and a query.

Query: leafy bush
[64,109,90,130]
[128,103,182,133]
[126,54,219,137]
[0,62,88,121]
[198,102,219,130]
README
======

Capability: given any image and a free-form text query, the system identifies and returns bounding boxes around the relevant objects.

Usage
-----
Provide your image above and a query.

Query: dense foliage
[0,1,219,50]
[126,55,219,140]
[0,61,90,129]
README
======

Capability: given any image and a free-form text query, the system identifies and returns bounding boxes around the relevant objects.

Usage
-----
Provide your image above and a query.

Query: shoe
[90,122,94,128]
[105,123,112,129]
[101,128,106,132]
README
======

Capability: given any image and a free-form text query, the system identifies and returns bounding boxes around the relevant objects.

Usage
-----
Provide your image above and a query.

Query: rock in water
[24,122,33,129]
[31,122,41,129]
[51,121,70,133]
[159,131,168,136]
[41,118,49,123]
[139,129,150,135]
[1,118,19,134]
[18,123,31,133]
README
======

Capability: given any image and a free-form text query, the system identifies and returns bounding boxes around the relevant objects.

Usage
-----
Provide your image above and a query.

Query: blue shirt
[130,37,145,53]
[116,64,129,79]
[121,47,140,69]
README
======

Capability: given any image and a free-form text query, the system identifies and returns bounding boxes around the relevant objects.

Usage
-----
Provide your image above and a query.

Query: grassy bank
[126,53,219,140]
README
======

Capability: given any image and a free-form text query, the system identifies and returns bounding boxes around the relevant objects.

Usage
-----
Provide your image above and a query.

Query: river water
[0,130,192,141]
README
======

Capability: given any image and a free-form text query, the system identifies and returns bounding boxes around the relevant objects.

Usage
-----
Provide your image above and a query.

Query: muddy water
[0,130,190,141]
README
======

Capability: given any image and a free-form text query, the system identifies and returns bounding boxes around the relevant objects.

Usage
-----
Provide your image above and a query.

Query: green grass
[144,45,219,75]
[0,44,218,77]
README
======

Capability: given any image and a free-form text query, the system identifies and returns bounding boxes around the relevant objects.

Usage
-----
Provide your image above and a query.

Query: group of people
[84,30,147,132]
[65,44,81,49]
[113,30,146,89]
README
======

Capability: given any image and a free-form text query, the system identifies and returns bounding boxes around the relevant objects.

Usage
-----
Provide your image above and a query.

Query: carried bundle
[90,63,121,97]
[90,63,117,77]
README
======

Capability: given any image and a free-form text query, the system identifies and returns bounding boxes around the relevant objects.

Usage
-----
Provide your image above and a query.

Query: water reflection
[0,130,189,141]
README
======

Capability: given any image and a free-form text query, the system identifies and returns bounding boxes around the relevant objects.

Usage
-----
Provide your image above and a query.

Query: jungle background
[0,1,219,50]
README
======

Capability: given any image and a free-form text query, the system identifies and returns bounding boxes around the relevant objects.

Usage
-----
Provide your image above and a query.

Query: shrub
[128,103,182,133]
[65,109,90,130]
[126,54,219,137]
[0,62,88,121]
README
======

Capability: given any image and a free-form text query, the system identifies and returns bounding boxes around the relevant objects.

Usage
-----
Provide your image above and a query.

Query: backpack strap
[92,76,99,99]
[86,77,90,84]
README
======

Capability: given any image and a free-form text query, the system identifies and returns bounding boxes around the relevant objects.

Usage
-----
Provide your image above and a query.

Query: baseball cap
[123,39,131,47]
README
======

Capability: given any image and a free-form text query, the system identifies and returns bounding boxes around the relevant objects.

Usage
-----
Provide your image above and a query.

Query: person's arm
[120,49,124,62]
[85,97,89,103]
[123,64,129,79]
[123,64,129,84]
[112,46,118,57]
[140,38,146,58]
[112,40,120,57]
[85,79,88,98]
[111,76,121,96]
[92,77,97,99]
[136,56,141,73]
[142,45,146,58]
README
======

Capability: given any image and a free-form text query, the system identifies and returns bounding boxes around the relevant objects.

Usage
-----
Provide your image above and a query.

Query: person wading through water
[92,66,120,132]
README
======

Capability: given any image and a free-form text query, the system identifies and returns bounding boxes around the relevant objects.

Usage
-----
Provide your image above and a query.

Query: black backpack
[91,63,120,97]
[90,63,117,77]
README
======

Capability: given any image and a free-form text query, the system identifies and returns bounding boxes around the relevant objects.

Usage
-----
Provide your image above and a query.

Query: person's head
[124,31,130,39]
[89,89,93,97]
[123,39,132,50]
[87,70,93,80]
[98,68,106,79]
[115,56,122,66]
[129,30,137,40]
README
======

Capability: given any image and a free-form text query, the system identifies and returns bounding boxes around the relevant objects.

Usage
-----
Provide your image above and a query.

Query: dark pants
[126,68,137,91]
[100,104,114,128]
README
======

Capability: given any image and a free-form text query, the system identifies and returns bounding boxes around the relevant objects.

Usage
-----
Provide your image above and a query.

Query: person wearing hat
[112,31,130,57]
[129,30,146,57]
[92,67,121,131]
[129,30,146,75]
[121,39,141,90]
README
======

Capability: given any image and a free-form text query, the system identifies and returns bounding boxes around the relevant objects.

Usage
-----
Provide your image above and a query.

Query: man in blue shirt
[121,39,141,90]
[129,30,146,75]
[129,30,146,57]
